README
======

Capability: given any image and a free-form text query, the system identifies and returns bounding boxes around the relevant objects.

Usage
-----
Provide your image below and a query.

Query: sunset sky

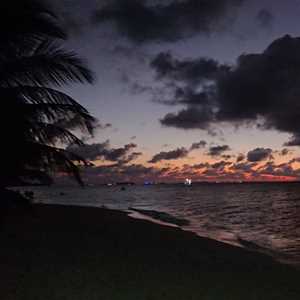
[49,0,300,183]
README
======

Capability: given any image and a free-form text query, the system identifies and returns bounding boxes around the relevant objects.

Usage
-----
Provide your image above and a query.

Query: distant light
[184,178,192,185]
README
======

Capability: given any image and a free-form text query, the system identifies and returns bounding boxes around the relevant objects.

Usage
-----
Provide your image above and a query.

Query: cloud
[256,9,274,29]
[149,147,189,163]
[58,153,300,184]
[211,160,232,169]
[152,35,300,145]
[90,122,112,132]
[82,163,169,184]
[92,0,244,43]
[257,161,299,178]
[151,52,227,107]
[289,157,300,164]
[105,143,137,162]
[201,160,232,177]
[190,140,207,151]
[112,45,149,64]
[122,151,143,164]
[67,141,141,164]
[280,148,291,156]
[191,163,210,170]
[67,141,110,161]
[151,52,223,84]
[236,154,245,162]
[161,107,215,130]
[162,143,171,148]
[222,154,232,160]
[247,148,273,162]
[149,140,208,163]
[284,134,300,146]
[46,0,93,36]
[229,161,257,173]
[208,145,230,156]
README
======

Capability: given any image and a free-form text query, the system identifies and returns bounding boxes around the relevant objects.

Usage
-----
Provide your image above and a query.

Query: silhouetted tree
[0,1,96,188]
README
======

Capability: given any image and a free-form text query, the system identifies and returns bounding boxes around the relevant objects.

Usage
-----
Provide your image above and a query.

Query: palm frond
[0,41,94,87]
[2,85,89,107]
[1,86,96,135]
[0,0,66,45]
[4,86,95,131]
[0,1,96,187]
[30,122,84,146]
[23,142,88,185]
[47,146,87,186]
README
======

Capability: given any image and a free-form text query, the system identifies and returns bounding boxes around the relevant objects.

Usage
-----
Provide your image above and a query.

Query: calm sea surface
[27,183,300,266]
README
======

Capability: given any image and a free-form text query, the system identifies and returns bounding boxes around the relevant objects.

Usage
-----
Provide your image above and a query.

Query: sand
[0,203,299,300]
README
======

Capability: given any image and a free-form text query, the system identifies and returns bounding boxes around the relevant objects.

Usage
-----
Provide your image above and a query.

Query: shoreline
[1,203,300,299]
[127,208,298,267]
[33,201,299,267]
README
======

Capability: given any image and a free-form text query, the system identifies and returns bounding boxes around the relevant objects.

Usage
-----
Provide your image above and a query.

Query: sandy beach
[1,203,299,300]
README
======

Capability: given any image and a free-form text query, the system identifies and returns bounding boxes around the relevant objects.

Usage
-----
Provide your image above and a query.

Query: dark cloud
[191,162,210,170]
[289,157,300,164]
[222,154,232,160]
[92,0,243,43]
[151,52,224,130]
[208,145,230,156]
[247,148,273,162]
[151,52,227,107]
[161,107,215,130]
[280,148,291,156]
[107,148,142,164]
[100,143,139,163]
[67,141,141,164]
[46,0,94,36]
[256,9,274,29]
[190,140,207,151]
[97,122,112,129]
[153,35,300,145]
[151,52,223,84]
[202,160,232,176]
[149,147,189,163]
[236,153,245,162]
[162,143,171,148]
[284,134,300,147]
[67,141,110,161]
[82,163,169,184]
[211,160,232,170]
[230,161,257,173]
[216,35,300,135]
[112,45,149,64]
[121,164,165,177]
[257,161,299,178]
[228,160,298,181]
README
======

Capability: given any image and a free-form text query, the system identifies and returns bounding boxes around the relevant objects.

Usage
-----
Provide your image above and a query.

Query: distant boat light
[184,178,192,186]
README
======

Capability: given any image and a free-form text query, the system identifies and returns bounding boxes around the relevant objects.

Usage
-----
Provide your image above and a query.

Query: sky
[48,0,300,183]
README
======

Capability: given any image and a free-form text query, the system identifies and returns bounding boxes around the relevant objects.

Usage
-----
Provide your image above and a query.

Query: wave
[129,208,190,227]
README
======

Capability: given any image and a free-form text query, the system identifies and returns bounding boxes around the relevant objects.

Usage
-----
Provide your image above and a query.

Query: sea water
[25,182,300,266]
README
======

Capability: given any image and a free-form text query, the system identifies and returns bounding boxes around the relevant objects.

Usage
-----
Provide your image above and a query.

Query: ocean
[25,182,300,266]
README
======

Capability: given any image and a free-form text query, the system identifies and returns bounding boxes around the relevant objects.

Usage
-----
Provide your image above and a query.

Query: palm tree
[0,1,96,188]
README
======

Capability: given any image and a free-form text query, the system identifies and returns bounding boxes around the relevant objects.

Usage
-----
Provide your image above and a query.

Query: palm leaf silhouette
[1,0,96,187]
